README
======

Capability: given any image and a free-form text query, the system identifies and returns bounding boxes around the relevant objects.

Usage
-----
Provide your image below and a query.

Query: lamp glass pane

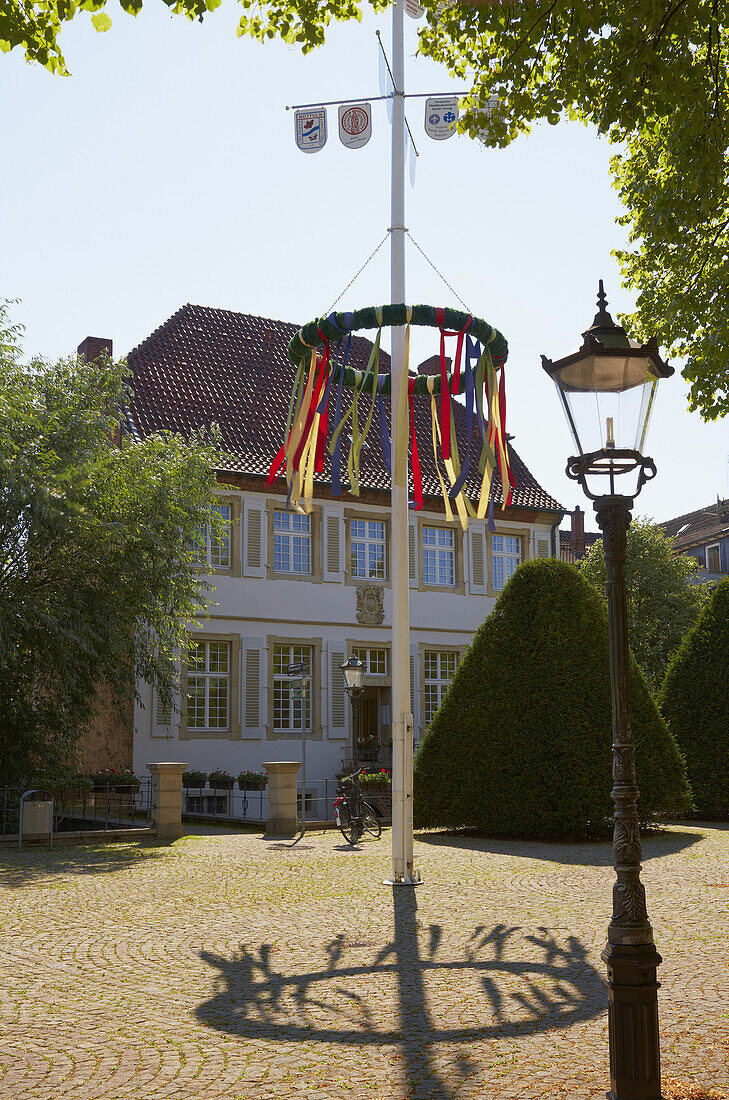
[553,356,659,454]
[342,660,364,691]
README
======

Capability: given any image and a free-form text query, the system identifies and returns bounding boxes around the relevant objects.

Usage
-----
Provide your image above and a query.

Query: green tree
[579,520,708,693]
[0,301,222,784]
[7,3,729,417]
[421,1,729,421]
[413,558,691,839]
[1,0,389,75]
[660,578,729,815]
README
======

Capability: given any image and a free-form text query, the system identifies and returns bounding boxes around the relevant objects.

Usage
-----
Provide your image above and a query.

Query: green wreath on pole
[287,303,508,394]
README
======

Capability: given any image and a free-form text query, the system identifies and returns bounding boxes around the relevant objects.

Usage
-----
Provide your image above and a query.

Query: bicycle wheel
[361,803,382,839]
[337,803,360,845]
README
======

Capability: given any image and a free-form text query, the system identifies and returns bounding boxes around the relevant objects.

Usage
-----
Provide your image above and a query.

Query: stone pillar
[264,761,301,836]
[148,762,187,841]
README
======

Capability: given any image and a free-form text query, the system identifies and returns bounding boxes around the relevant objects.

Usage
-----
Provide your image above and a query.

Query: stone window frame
[418,642,464,730]
[344,507,391,588]
[346,638,392,687]
[179,632,241,741]
[706,541,722,572]
[487,525,531,598]
[204,494,242,578]
[417,516,465,595]
[266,634,323,741]
[266,501,322,584]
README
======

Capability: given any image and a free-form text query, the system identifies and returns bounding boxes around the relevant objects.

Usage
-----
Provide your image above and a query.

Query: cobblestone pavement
[0,822,727,1100]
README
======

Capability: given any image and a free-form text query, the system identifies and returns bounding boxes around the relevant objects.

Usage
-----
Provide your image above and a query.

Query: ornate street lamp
[542,282,674,1100]
[341,656,365,771]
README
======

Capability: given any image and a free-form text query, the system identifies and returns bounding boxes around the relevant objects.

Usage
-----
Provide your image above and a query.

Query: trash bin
[19,791,54,848]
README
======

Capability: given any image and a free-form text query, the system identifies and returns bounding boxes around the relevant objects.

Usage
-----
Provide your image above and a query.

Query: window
[205,504,231,568]
[186,641,230,731]
[274,511,311,574]
[350,519,387,579]
[422,526,455,587]
[352,647,389,676]
[273,644,312,734]
[424,651,458,726]
[491,534,521,591]
[707,543,721,572]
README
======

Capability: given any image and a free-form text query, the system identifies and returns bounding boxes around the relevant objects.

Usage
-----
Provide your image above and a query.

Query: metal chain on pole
[406,231,471,313]
[323,234,390,317]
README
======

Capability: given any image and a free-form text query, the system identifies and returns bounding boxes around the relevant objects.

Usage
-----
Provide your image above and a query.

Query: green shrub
[182,770,208,787]
[360,769,391,788]
[660,578,729,815]
[413,559,691,839]
[237,770,268,789]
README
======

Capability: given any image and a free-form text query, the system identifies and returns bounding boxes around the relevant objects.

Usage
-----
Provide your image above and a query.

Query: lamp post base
[602,940,663,1100]
[382,871,423,886]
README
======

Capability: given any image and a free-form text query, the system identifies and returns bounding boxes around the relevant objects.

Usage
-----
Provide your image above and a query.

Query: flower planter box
[209,780,234,791]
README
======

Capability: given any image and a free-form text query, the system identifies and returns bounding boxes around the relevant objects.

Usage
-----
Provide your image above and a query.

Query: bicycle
[333,769,382,845]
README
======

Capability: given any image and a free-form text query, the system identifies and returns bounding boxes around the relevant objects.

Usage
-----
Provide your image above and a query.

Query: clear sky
[2,1,727,528]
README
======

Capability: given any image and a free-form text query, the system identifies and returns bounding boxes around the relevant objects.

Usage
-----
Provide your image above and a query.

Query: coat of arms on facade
[356,583,385,625]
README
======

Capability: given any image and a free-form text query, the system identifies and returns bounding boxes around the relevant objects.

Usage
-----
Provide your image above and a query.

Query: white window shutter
[327,645,347,740]
[323,508,344,582]
[408,520,418,588]
[468,522,487,595]
[243,499,266,578]
[242,637,266,738]
[410,646,420,742]
[537,537,550,559]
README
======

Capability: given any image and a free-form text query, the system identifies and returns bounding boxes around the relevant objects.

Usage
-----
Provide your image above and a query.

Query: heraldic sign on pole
[279,1,513,887]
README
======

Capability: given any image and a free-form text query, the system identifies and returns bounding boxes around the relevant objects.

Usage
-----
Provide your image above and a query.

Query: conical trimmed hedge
[413,559,691,839]
[660,578,729,815]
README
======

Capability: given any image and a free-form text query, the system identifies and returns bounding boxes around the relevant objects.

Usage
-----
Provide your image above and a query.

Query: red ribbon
[435,311,472,460]
[314,335,331,473]
[291,352,329,474]
[408,380,422,511]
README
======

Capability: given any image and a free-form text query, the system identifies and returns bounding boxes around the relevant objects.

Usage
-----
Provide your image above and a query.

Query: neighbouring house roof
[559,529,600,562]
[661,498,729,550]
[126,303,563,513]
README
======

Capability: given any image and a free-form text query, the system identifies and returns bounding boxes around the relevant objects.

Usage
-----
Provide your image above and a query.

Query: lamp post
[341,656,365,772]
[542,282,674,1100]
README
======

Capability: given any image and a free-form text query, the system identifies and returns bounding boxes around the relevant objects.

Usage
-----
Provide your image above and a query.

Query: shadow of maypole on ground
[196,888,605,1097]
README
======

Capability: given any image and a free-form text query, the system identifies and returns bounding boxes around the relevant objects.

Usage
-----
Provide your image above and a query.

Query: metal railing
[1,782,153,838]
[181,779,393,825]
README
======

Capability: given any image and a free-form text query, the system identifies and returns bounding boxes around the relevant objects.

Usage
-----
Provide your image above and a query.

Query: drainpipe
[551,510,566,558]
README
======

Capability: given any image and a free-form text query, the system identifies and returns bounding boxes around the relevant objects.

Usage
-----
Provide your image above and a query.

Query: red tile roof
[661,498,729,549]
[127,303,563,513]
[559,530,600,562]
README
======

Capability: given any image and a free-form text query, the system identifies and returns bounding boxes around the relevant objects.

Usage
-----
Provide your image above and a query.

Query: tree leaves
[580,519,709,692]
[0,301,222,784]
[90,11,112,31]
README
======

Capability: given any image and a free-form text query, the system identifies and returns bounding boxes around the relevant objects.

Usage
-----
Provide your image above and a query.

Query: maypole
[277,2,512,887]
[388,0,418,885]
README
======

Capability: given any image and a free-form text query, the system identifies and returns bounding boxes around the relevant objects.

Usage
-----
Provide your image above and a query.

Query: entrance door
[356,687,380,762]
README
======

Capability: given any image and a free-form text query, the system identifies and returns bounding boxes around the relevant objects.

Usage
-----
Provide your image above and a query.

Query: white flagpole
[388,0,418,885]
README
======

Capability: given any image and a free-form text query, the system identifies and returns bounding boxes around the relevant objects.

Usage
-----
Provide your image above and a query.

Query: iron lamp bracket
[566,448,657,501]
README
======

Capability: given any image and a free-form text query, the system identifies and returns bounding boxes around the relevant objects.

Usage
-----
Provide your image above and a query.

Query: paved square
[0,823,727,1099]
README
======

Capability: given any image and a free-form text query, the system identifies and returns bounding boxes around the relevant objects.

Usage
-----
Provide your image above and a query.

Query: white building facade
[124,304,564,786]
